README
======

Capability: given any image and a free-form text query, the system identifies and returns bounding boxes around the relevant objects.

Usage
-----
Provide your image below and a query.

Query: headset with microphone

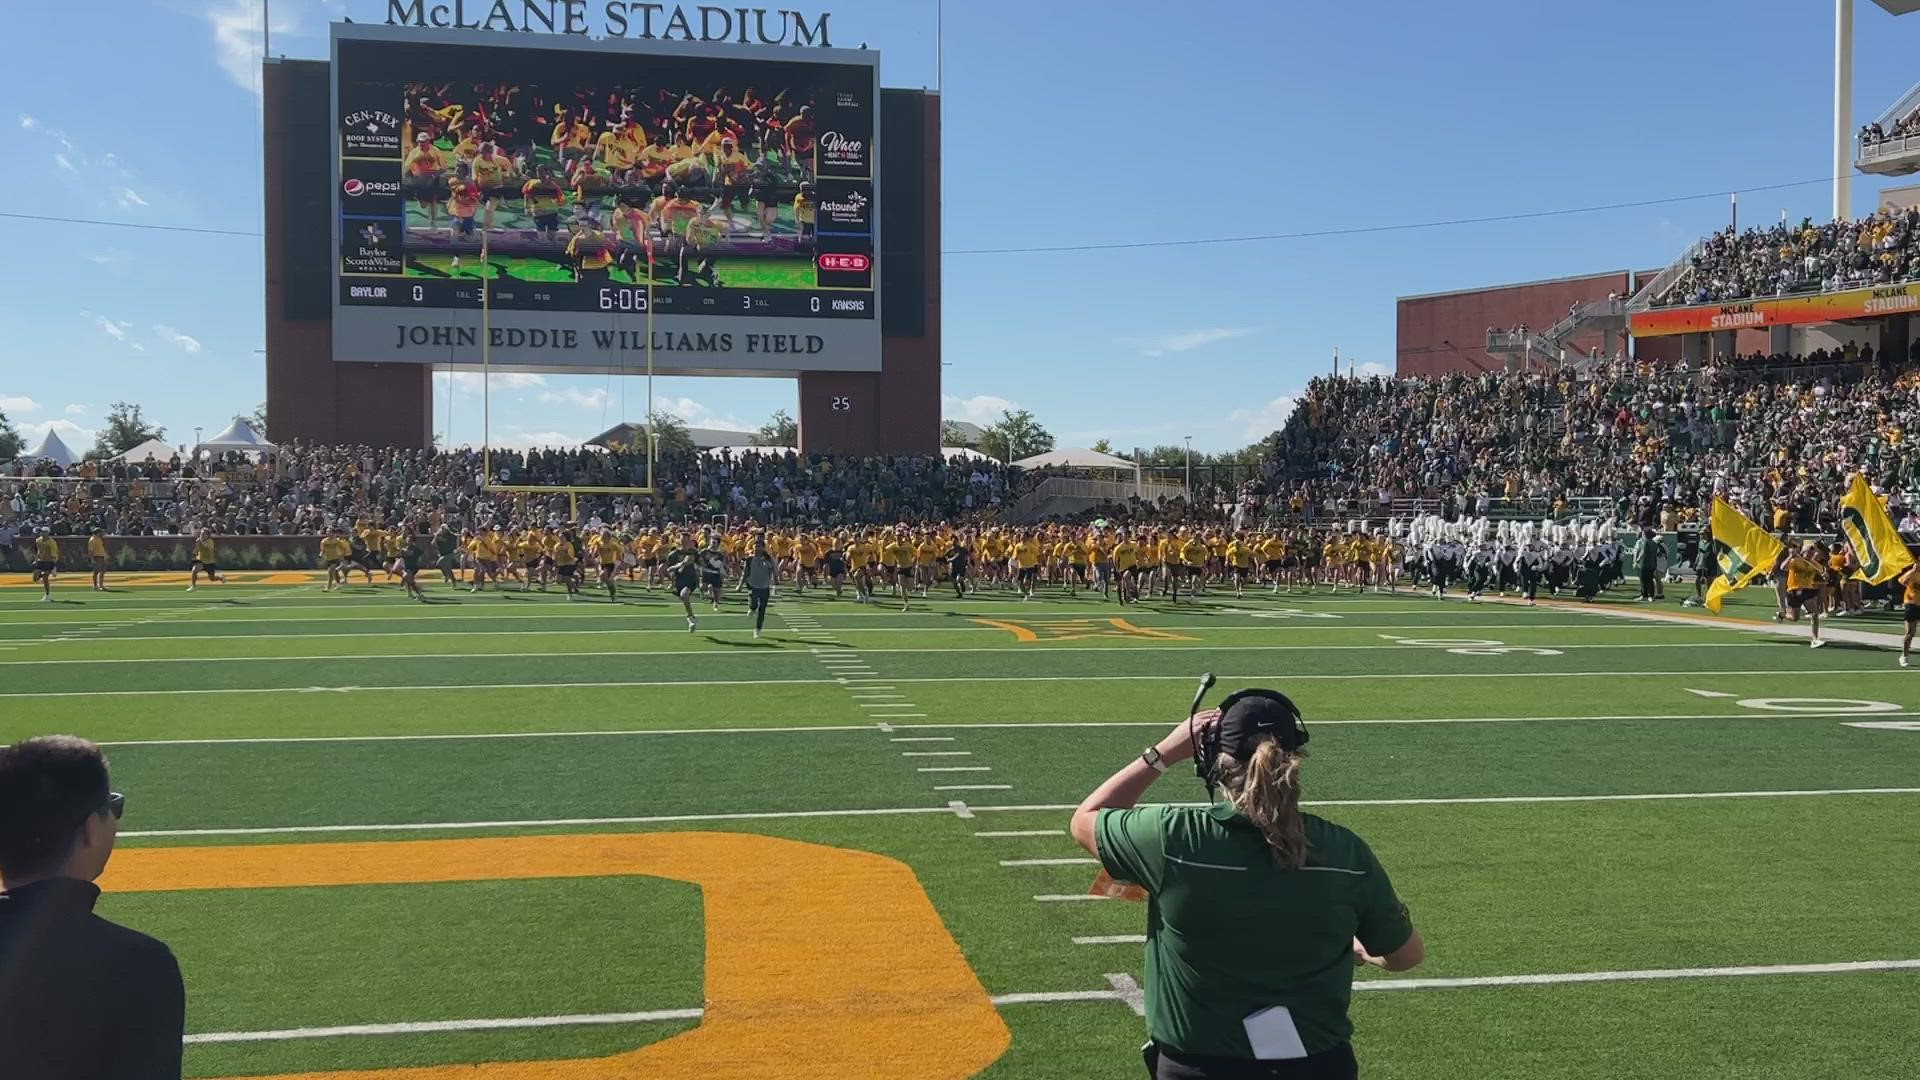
[1186,671,1309,798]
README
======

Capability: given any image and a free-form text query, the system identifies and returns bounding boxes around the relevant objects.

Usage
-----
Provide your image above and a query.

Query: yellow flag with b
[1705,498,1784,613]
[1838,473,1914,585]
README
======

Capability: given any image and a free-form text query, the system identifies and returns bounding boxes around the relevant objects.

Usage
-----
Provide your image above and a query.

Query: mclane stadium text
[393,324,828,354]
[1708,307,1765,330]
[383,1,833,45]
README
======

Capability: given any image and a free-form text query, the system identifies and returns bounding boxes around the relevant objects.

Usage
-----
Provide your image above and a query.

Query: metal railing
[1858,132,1920,167]
[1627,238,1705,311]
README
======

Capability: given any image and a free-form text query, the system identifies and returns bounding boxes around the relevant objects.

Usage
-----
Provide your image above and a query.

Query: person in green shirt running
[1070,689,1424,1079]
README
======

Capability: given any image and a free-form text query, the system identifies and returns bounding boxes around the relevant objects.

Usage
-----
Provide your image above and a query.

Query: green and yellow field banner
[1838,473,1915,585]
[1706,498,1784,613]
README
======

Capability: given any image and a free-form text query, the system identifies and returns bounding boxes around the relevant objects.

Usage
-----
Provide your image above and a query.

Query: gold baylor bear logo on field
[102,834,1009,1079]
[970,617,1197,644]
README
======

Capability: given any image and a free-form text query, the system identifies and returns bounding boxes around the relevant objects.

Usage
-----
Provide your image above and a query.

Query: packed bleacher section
[1647,208,1920,307]
[1861,115,1920,151]
[1267,356,1920,533]
[0,443,1019,538]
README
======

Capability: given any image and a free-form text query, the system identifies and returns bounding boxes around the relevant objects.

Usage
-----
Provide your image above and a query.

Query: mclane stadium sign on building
[384,1,834,45]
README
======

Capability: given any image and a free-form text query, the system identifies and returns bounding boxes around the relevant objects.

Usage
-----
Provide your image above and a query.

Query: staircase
[1485,299,1629,372]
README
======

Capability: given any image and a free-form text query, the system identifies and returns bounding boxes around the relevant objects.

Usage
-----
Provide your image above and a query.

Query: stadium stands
[0,444,1018,538]
[1265,357,1920,532]
[1646,208,1920,307]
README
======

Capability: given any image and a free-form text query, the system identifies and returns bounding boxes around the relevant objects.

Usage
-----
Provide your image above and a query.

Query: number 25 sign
[831,396,852,412]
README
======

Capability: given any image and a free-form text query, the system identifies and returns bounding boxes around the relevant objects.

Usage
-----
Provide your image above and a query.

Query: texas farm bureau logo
[818,189,870,231]
[343,109,403,155]
[818,130,867,172]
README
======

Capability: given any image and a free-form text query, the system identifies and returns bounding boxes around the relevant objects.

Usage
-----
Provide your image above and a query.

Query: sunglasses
[103,792,125,821]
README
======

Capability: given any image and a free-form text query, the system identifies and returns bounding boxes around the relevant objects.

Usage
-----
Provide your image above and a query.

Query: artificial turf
[2,572,1917,1078]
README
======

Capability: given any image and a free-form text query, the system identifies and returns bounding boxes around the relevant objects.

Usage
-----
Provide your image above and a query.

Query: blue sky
[3,0,1919,454]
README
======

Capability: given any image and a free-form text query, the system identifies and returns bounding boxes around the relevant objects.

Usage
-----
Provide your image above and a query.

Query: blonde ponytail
[1218,737,1308,867]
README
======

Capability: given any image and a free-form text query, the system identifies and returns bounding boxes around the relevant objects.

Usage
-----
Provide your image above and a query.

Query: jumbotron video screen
[330,24,880,373]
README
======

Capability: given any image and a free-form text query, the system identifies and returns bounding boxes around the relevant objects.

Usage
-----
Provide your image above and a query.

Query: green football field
[406,252,816,289]
[3,574,1918,1078]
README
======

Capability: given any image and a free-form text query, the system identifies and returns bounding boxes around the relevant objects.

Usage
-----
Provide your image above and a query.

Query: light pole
[1183,435,1192,495]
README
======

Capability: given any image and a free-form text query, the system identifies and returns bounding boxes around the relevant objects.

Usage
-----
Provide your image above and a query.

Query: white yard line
[1073,935,1147,945]
[115,787,1920,839]
[175,958,1920,1045]
[90,711,1920,748]
[1000,858,1100,867]
[1,622,1692,645]
[1,639,1770,665]
[13,668,1912,701]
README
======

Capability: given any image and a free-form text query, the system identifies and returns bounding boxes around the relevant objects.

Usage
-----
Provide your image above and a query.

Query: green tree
[235,402,268,438]
[88,401,165,460]
[645,411,697,459]
[0,411,23,460]
[980,409,1055,463]
[1088,438,1114,455]
[939,419,978,448]
[751,409,797,447]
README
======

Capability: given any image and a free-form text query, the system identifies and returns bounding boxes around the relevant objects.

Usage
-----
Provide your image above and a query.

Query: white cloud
[498,430,588,449]
[1226,392,1303,443]
[18,114,37,130]
[64,403,89,416]
[1123,327,1257,358]
[131,343,146,353]
[942,394,1018,425]
[0,396,42,414]
[434,371,549,393]
[153,324,204,353]
[53,154,75,172]
[115,187,148,209]
[1355,361,1390,378]
[537,387,610,410]
[656,395,748,431]
[17,418,97,449]
[203,0,298,98]
[92,314,132,342]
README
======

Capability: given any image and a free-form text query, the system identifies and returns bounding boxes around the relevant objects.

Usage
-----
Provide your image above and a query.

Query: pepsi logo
[342,178,365,196]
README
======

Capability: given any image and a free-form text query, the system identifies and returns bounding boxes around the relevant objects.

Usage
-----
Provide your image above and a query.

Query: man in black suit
[0,735,184,1079]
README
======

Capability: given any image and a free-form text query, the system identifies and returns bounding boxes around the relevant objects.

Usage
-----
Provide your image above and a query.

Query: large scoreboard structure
[266,21,939,453]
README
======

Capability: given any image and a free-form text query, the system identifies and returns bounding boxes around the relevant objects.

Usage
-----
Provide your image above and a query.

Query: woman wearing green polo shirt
[1070,690,1424,1079]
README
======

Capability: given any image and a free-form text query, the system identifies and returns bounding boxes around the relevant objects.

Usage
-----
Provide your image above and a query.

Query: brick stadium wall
[1397,271,1682,378]
[4,536,328,573]
[262,59,439,449]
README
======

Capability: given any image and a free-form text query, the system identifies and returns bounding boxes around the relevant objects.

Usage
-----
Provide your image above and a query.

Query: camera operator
[0,736,184,1080]
[1071,691,1422,1079]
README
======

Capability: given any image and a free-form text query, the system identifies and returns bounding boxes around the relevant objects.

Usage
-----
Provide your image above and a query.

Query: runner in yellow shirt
[31,530,61,602]
[187,530,224,591]
[87,529,109,592]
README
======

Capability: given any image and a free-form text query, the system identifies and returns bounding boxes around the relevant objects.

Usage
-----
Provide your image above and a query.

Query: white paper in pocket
[1242,1005,1309,1060]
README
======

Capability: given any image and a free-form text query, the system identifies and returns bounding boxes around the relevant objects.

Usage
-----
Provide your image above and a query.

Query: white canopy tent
[115,438,178,464]
[196,419,275,454]
[25,429,80,466]
[1012,447,1140,473]
[941,446,995,462]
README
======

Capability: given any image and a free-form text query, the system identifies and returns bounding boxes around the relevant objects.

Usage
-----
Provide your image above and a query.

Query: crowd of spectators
[0,442,1019,540]
[1860,114,1920,151]
[1267,352,1920,533]
[1651,209,1920,307]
